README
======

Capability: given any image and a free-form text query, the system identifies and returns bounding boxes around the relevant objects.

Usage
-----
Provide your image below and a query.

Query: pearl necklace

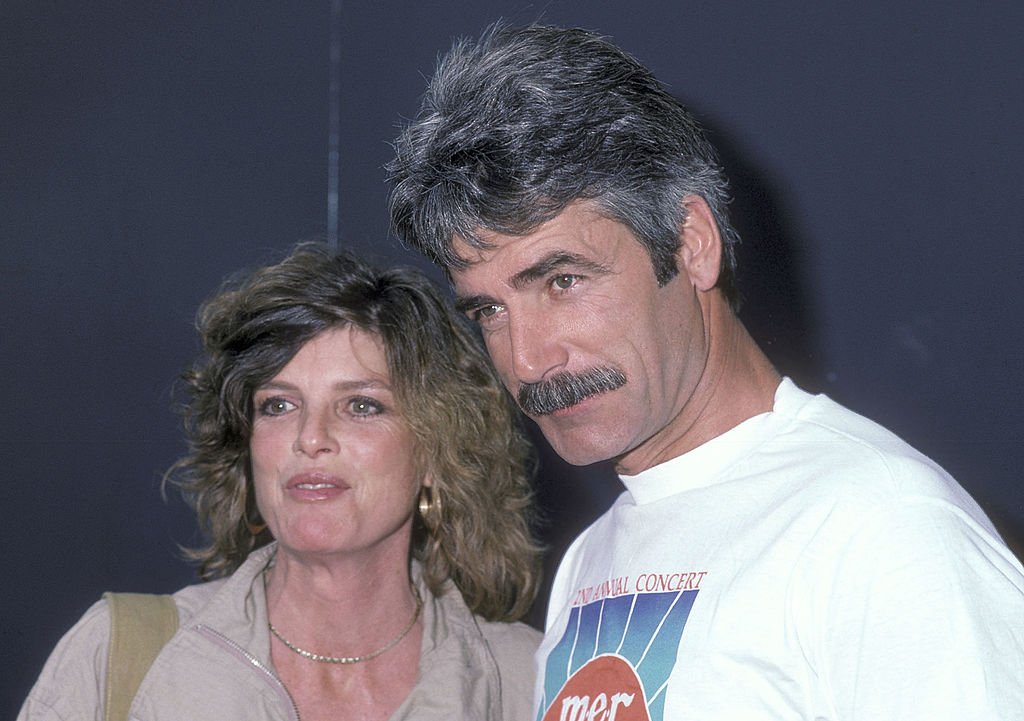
[269,585,423,664]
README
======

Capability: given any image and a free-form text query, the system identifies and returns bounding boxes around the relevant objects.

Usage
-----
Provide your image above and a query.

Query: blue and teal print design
[536,589,698,721]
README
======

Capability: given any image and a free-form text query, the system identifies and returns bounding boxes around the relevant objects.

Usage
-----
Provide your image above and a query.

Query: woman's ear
[677,195,723,292]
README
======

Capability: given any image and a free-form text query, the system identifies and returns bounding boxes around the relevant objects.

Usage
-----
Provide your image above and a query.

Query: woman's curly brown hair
[166,243,541,621]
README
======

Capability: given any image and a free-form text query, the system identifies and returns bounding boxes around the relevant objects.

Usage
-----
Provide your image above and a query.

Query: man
[389,24,1024,721]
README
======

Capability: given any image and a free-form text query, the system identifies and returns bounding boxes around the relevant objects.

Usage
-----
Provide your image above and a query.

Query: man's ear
[677,195,723,292]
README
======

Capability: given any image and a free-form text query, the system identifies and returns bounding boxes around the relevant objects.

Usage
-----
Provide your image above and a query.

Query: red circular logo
[542,654,650,721]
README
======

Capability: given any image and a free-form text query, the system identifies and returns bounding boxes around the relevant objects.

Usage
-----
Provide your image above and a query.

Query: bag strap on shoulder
[103,592,179,721]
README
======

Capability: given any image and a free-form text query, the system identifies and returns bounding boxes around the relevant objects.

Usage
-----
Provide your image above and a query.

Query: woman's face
[249,325,424,562]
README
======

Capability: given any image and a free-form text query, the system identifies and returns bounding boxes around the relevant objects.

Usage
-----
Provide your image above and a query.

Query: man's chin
[535,418,622,467]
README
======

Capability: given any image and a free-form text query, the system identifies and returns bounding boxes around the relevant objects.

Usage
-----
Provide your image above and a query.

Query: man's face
[452,201,711,470]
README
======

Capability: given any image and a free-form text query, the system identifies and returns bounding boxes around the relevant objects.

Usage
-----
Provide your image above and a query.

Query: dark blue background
[4,2,1021,715]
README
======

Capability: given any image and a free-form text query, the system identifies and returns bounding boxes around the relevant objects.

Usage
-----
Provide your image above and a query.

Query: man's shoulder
[743,384,1005,544]
[774,379,916,452]
[769,383,954,495]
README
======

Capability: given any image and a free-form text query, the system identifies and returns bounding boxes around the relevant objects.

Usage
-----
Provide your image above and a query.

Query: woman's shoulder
[476,615,542,663]
[19,577,225,721]
[170,575,228,619]
[427,581,542,661]
[471,617,541,718]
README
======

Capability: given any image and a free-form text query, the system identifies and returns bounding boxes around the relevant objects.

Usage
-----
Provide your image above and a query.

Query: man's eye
[473,304,504,321]
[552,274,578,290]
[258,397,295,416]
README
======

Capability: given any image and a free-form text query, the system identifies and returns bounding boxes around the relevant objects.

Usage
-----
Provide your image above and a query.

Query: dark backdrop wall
[3,1,1021,714]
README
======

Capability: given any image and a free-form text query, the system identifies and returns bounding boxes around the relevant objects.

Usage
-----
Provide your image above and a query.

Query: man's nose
[504,310,569,384]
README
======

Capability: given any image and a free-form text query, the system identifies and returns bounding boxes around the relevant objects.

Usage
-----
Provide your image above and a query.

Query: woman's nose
[293,407,340,456]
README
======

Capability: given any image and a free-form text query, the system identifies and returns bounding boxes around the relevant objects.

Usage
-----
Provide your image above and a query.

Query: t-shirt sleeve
[819,496,1024,720]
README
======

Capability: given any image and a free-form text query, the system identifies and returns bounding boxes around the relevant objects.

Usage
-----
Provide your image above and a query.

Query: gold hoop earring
[241,480,267,536]
[246,517,268,536]
[245,504,267,536]
[418,486,442,533]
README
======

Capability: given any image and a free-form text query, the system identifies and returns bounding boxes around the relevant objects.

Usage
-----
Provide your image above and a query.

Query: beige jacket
[18,544,541,720]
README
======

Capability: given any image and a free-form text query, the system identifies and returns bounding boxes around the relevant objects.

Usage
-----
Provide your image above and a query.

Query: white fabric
[533,378,1024,721]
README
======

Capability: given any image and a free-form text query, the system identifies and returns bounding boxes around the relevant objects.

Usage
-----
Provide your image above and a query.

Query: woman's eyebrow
[254,379,390,392]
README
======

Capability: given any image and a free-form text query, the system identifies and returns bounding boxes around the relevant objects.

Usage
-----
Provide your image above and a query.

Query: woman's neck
[263,545,424,721]
[263,542,419,648]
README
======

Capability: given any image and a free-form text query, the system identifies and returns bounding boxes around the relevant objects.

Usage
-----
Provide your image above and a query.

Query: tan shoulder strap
[103,592,179,721]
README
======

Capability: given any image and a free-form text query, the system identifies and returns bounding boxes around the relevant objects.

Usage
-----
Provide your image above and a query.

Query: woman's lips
[286,472,349,501]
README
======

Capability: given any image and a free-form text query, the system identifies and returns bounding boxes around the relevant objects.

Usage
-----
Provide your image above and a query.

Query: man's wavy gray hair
[389,23,740,305]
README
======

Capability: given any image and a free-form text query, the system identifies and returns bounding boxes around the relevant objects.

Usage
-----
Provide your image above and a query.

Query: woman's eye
[258,397,295,416]
[349,397,383,416]
[552,274,578,290]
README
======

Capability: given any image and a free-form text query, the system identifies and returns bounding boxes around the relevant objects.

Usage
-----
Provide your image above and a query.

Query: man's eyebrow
[453,252,612,313]
[510,251,611,289]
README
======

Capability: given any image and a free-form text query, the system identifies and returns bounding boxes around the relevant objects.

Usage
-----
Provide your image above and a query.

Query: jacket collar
[182,543,502,717]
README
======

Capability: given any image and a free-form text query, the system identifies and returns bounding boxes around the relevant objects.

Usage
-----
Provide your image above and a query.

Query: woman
[19,244,543,720]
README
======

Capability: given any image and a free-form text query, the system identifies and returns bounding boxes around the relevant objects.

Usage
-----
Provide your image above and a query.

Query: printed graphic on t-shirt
[536,576,702,721]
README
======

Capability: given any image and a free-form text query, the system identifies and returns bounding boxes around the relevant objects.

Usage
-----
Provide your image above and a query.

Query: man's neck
[616,302,780,476]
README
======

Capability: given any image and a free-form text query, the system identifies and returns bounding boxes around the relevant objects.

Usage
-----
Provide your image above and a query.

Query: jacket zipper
[194,624,302,720]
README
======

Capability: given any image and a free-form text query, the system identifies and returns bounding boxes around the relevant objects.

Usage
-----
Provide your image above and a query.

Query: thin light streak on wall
[327,0,342,251]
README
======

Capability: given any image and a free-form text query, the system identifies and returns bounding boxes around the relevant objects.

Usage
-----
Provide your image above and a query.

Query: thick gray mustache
[517,367,627,416]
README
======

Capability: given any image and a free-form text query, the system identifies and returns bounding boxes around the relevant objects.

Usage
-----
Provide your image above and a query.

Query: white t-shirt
[533,378,1024,721]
